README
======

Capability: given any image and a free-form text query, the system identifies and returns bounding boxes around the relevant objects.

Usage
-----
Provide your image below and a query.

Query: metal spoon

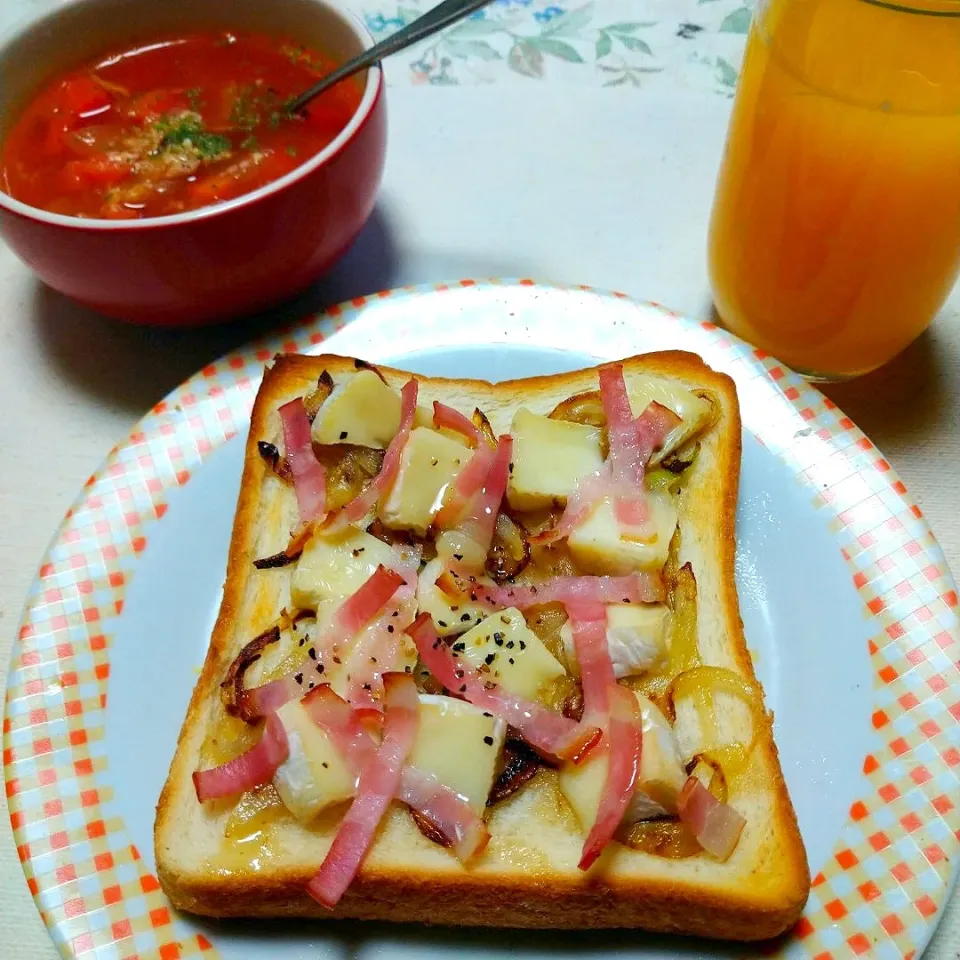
[287,0,494,113]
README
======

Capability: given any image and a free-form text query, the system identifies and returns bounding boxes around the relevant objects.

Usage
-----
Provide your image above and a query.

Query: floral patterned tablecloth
[3,0,755,92]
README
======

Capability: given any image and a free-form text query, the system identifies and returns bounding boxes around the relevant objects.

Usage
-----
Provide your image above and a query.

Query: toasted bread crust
[155,351,809,940]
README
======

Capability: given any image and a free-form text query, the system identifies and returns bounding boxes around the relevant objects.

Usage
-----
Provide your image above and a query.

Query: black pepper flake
[387,624,395,634]
[459,684,467,693]
[452,641,465,652]
[295,672,304,684]
[340,430,348,440]
[430,457,439,467]
[493,632,504,646]
[506,640,515,649]
[484,653,496,665]
[316,664,324,673]
[438,620,448,628]
[370,656,378,664]
[405,665,412,673]
[432,640,442,649]
[483,735,494,746]
[363,683,372,691]
[622,597,630,603]
[508,462,514,474]
[453,553,463,561]
[451,605,459,612]
[483,712,493,718]
[308,647,317,660]
[519,640,527,650]
[322,761,329,769]
[298,637,305,647]
[333,656,342,665]
[308,680,315,689]
[454,669,464,679]
[392,610,399,617]
[530,585,538,595]
[470,593,478,601]
[508,657,515,665]
[460,613,471,622]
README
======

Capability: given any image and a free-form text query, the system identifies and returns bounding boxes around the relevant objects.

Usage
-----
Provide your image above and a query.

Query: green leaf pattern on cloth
[359,0,755,91]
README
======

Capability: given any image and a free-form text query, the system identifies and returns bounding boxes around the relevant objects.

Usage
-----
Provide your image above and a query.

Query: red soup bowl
[0,0,386,325]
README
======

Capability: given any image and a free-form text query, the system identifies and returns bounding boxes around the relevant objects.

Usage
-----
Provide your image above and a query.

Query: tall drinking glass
[708,0,960,380]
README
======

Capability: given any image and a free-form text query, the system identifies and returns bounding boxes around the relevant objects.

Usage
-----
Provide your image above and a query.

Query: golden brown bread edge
[155,350,810,939]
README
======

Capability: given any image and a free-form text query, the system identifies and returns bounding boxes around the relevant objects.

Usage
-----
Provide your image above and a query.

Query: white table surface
[2,3,959,958]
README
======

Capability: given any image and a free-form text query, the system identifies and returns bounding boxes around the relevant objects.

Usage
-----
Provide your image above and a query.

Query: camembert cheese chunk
[558,692,686,830]
[272,699,356,822]
[456,607,566,702]
[567,490,678,575]
[291,528,408,610]
[628,378,712,464]
[407,695,506,813]
[378,427,469,536]
[416,557,491,637]
[311,369,402,449]
[560,603,667,679]
[506,408,604,511]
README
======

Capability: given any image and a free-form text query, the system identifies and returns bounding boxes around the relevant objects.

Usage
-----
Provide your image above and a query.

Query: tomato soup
[0,31,363,219]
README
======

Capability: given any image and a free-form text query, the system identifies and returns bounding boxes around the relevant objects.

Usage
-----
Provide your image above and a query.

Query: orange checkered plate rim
[4,279,959,960]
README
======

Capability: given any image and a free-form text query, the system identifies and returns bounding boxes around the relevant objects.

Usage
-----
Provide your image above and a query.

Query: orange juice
[708,0,960,378]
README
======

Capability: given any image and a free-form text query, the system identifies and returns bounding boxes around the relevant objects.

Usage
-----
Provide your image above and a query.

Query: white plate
[6,280,959,960]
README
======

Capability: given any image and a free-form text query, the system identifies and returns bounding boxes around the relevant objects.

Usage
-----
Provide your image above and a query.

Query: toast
[155,351,809,940]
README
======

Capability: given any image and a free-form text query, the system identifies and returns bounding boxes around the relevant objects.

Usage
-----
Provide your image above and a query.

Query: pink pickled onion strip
[307,673,420,908]
[241,566,406,718]
[432,401,483,447]
[301,684,376,774]
[567,603,642,871]
[407,613,599,764]
[279,398,327,521]
[303,685,490,862]
[677,776,746,861]
[438,572,665,611]
[192,713,289,802]
[325,379,419,533]
[397,765,490,862]
[433,442,497,531]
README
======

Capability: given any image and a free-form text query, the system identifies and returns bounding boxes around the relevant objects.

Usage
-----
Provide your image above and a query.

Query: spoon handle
[287,0,492,112]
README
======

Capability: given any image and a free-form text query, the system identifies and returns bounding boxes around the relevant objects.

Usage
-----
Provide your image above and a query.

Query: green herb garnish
[241,134,259,151]
[153,115,230,160]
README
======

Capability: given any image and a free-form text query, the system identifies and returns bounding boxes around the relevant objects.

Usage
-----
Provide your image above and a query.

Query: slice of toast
[155,351,809,940]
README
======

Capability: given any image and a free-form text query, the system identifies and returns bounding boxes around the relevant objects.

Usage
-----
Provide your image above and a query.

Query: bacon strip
[397,765,490,861]
[303,684,490,862]
[435,436,513,572]
[432,400,483,447]
[567,601,642,871]
[192,713,289,802]
[307,674,420,907]
[241,566,405,718]
[437,572,665,611]
[407,613,599,764]
[433,442,497,532]
[278,398,327,521]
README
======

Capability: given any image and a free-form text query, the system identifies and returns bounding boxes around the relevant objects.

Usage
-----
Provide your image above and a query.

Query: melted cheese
[567,490,678,575]
[408,695,505,813]
[311,369,402,449]
[456,608,566,702]
[290,528,406,610]
[272,699,356,822]
[560,603,668,679]
[558,692,686,830]
[628,378,711,463]
[378,427,469,536]
[506,408,604,511]
[416,557,491,637]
